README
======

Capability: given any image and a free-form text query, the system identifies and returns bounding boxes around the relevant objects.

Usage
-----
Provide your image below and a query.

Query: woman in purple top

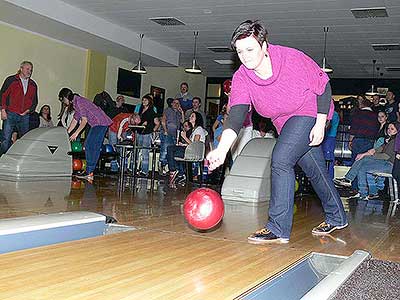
[59,88,112,181]
[207,20,347,244]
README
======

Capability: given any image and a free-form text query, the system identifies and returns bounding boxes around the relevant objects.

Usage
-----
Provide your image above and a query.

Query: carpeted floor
[330,259,400,300]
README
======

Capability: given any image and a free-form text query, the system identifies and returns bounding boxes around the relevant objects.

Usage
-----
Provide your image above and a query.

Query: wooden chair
[174,141,205,185]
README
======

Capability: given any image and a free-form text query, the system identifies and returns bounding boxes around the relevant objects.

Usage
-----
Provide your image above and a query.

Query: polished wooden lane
[0,177,399,299]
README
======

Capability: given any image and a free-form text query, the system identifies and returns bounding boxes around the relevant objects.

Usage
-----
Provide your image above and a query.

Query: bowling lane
[1,177,399,262]
[0,227,309,300]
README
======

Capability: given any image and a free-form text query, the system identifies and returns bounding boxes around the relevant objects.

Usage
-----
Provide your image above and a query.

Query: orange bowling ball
[72,159,83,171]
[183,188,224,230]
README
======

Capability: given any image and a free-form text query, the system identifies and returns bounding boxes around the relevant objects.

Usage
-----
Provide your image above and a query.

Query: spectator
[175,82,193,112]
[108,95,129,119]
[159,98,184,175]
[374,111,389,148]
[349,98,379,163]
[184,96,206,125]
[109,112,141,172]
[371,94,384,113]
[136,94,156,176]
[168,111,207,186]
[0,61,38,154]
[93,91,115,118]
[38,105,54,128]
[385,90,397,123]
[335,123,398,200]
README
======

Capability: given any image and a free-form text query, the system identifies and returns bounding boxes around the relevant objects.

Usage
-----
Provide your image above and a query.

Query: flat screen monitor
[117,67,141,98]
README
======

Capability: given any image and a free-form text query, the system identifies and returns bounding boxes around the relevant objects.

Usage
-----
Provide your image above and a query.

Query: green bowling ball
[71,141,83,152]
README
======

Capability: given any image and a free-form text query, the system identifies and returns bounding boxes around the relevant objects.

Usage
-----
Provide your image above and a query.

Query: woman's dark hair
[183,120,193,131]
[39,105,52,121]
[191,111,204,128]
[58,87,75,101]
[231,20,268,51]
[378,111,388,117]
[139,93,154,115]
[166,97,174,107]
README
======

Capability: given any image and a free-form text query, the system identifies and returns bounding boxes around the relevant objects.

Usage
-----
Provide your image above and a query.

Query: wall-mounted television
[117,67,141,98]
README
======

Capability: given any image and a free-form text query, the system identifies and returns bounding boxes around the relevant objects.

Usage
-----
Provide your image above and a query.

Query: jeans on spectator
[266,116,347,239]
[167,145,185,175]
[160,134,175,167]
[345,156,393,197]
[350,137,375,190]
[1,111,30,154]
[108,130,119,171]
[85,125,108,174]
[136,133,152,174]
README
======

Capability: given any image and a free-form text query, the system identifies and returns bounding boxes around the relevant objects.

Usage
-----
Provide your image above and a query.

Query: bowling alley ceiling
[1,0,400,78]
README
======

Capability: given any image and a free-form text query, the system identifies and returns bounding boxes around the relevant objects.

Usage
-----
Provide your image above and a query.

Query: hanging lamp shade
[132,33,147,74]
[321,26,333,74]
[365,59,378,96]
[185,31,202,74]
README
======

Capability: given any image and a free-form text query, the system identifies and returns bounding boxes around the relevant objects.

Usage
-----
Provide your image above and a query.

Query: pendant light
[185,31,202,74]
[132,33,147,74]
[321,26,333,73]
[365,59,378,96]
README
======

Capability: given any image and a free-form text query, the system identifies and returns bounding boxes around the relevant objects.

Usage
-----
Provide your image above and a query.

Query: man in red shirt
[0,61,38,154]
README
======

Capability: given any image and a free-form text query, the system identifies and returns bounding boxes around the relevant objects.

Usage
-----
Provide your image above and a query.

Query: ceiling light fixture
[321,26,333,74]
[365,59,378,96]
[132,33,147,74]
[185,31,202,74]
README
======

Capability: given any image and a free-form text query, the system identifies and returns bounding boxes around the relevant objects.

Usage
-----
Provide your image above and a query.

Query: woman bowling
[207,20,347,244]
[59,88,112,181]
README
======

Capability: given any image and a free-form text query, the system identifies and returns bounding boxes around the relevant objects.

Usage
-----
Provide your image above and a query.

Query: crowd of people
[0,63,215,185]
[334,92,400,201]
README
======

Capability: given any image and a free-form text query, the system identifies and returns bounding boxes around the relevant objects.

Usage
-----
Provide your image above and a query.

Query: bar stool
[115,144,134,178]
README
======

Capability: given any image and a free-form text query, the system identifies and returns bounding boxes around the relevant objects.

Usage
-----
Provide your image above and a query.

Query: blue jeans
[350,137,374,190]
[160,134,175,167]
[345,156,393,197]
[108,130,119,172]
[85,126,108,174]
[1,111,30,154]
[322,136,336,179]
[136,133,152,174]
[167,145,185,175]
[266,116,347,239]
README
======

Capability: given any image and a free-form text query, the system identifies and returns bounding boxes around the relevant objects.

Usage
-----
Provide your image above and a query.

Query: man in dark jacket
[0,61,38,154]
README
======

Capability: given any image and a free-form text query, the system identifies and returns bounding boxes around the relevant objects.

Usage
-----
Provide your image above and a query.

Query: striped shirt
[349,108,379,139]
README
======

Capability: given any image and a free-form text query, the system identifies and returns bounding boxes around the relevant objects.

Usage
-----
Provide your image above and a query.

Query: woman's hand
[69,132,79,141]
[309,122,325,146]
[206,148,227,171]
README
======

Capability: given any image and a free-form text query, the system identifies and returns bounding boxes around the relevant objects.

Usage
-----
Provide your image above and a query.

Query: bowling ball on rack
[72,159,83,171]
[183,188,224,230]
[71,141,83,152]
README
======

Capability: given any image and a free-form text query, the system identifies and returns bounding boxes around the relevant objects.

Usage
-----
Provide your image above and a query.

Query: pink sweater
[230,44,333,133]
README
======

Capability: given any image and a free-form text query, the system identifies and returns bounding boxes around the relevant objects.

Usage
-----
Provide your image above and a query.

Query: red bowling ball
[183,188,224,230]
[72,159,83,171]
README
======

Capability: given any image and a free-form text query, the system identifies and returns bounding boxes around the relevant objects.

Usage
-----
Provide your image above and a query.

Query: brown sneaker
[247,228,289,244]
[311,221,348,235]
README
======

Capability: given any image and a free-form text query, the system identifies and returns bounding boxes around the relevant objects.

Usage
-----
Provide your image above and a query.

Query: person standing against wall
[0,61,38,154]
